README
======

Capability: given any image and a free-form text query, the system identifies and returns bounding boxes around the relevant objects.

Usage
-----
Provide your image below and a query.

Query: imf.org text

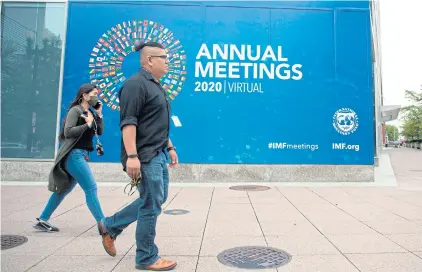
[268,142,319,151]
[332,143,360,151]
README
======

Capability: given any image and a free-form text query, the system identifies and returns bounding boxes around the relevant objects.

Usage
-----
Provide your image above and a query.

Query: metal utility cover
[229,185,270,191]
[1,235,28,250]
[217,246,291,269]
[163,209,190,215]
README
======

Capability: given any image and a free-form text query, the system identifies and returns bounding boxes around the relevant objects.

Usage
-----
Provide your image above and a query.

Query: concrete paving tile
[326,234,408,254]
[247,189,290,204]
[317,196,368,205]
[182,187,215,194]
[156,220,205,237]
[295,203,338,213]
[336,203,404,221]
[312,220,379,235]
[0,187,32,201]
[2,220,35,235]
[26,255,120,272]
[54,235,134,256]
[393,207,422,221]
[278,188,328,205]
[359,196,397,206]
[204,220,262,237]
[414,252,422,258]
[175,187,214,199]
[311,188,355,196]
[266,235,339,255]
[199,236,267,256]
[392,195,422,208]
[82,220,136,238]
[197,256,277,272]
[354,211,408,222]
[303,209,356,222]
[168,198,211,207]
[372,203,422,221]
[1,186,53,202]
[207,213,257,223]
[363,196,422,215]
[311,189,369,204]
[252,204,307,222]
[249,196,292,205]
[0,255,45,272]
[279,255,360,272]
[364,219,422,234]
[160,209,209,222]
[51,210,96,224]
[1,236,75,257]
[387,234,422,252]
[247,188,282,196]
[260,220,322,236]
[283,198,330,207]
[3,204,65,222]
[277,188,313,196]
[165,193,211,209]
[22,219,95,237]
[207,203,256,221]
[212,196,250,204]
[209,203,254,213]
[1,198,46,218]
[161,201,210,211]
[128,236,201,256]
[346,253,422,272]
[345,187,401,197]
[114,255,197,272]
[96,197,136,213]
[212,188,248,197]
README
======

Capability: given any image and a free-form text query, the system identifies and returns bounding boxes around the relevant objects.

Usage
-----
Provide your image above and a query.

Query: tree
[400,86,422,141]
[385,124,399,141]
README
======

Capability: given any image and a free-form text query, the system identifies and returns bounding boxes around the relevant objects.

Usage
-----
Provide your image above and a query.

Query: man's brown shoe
[97,221,117,257]
[136,258,177,271]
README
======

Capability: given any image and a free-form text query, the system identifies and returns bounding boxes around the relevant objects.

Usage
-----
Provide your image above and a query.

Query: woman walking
[34,83,106,232]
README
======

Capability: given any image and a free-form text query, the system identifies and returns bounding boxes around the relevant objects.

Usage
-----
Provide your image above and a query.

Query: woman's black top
[73,112,95,152]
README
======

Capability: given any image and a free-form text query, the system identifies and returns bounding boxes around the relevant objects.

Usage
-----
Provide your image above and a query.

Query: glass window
[1,2,65,159]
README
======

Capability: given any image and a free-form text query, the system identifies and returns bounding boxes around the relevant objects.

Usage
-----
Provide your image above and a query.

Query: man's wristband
[128,154,138,158]
[167,146,176,152]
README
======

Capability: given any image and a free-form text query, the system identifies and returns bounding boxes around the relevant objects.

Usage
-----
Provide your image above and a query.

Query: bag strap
[89,108,101,145]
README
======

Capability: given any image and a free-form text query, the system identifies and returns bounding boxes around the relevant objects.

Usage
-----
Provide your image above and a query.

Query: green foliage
[385,124,399,141]
[400,86,422,141]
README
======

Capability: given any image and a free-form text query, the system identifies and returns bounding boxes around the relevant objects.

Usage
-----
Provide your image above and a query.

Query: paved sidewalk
[1,148,422,271]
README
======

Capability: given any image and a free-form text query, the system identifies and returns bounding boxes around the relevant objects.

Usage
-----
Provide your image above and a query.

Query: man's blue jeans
[40,149,105,222]
[102,151,169,266]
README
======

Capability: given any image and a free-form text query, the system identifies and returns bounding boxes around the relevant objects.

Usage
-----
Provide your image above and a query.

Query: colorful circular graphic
[88,20,187,111]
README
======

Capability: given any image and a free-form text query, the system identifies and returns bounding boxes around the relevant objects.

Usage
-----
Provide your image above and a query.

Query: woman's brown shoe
[136,258,177,271]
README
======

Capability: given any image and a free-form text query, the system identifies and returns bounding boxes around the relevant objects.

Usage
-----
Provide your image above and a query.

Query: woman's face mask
[88,95,98,107]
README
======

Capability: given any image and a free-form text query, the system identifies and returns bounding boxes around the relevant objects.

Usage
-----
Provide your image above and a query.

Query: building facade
[1,0,386,182]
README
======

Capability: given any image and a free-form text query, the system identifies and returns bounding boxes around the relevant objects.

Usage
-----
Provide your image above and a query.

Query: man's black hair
[134,41,164,52]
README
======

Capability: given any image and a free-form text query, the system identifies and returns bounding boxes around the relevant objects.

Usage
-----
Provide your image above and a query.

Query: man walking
[98,41,178,271]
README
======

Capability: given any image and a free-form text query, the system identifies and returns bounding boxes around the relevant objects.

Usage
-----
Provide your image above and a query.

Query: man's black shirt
[118,68,170,167]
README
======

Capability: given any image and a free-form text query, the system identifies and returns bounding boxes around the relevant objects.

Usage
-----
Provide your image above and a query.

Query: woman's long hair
[58,83,97,141]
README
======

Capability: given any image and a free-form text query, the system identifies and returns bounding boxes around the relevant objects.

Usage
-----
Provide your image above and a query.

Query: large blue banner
[62,1,374,165]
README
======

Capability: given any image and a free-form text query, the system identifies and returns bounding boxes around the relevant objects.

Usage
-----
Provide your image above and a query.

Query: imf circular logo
[88,20,187,111]
[332,108,359,135]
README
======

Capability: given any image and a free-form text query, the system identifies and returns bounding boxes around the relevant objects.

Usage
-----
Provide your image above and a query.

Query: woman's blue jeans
[39,149,105,222]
